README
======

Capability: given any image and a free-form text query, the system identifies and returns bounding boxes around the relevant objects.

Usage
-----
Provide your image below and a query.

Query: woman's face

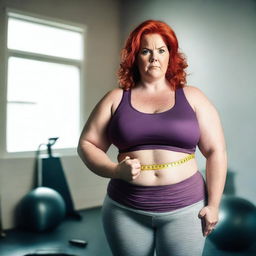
[137,33,170,82]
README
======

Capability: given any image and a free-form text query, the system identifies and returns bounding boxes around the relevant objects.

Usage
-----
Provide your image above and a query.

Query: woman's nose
[150,55,157,63]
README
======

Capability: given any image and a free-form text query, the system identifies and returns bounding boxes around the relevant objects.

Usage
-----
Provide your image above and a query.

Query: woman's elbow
[77,139,87,158]
[206,147,227,160]
[199,144,226,158]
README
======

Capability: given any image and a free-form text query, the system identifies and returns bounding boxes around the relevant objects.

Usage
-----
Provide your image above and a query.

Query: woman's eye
[159,49,165,54]
[141,49,149,55]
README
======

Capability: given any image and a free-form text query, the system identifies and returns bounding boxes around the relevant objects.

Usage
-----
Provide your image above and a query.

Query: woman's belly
[118,149,199,186]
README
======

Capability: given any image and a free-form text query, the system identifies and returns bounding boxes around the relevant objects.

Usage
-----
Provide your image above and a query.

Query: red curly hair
[118,20,188,91]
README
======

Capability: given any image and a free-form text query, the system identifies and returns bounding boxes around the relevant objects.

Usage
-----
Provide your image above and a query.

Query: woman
[77,20,227,256]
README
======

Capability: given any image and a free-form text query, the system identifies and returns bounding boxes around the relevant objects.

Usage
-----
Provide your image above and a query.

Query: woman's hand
[198,205,219,237]
[115,156,141,182]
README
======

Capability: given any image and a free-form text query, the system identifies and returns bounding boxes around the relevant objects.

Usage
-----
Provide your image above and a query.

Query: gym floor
[0,206,255,256]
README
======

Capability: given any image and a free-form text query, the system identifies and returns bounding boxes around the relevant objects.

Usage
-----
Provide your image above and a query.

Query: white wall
[0,0,120,229]
[120,0,256,203]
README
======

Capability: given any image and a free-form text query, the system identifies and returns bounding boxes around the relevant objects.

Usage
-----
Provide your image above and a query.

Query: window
[6,11,84,154]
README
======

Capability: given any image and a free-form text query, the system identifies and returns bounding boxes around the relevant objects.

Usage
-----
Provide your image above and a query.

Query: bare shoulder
[182,85,213,112]
[105,87,124,115]
[183,85,206,101]
[91,87,123,116]
[97,87,123,107]
[106,87,124,101]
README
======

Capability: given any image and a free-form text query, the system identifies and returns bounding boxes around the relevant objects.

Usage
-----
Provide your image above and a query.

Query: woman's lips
[149,66,160,68]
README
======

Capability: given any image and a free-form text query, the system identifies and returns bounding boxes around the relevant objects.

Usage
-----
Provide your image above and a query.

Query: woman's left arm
[187,86,228,237]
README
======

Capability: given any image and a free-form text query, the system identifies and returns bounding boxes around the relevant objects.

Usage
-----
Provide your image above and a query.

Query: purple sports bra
[107,87,200,154]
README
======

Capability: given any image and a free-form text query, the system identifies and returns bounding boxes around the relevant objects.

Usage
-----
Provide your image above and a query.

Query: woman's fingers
[199,206,218,236]
[119,156,141,181]
[205,222,213,236]
[131,159,141,179]
[204,219,218,236]
[132,172,141,180]
[124,158,141,169]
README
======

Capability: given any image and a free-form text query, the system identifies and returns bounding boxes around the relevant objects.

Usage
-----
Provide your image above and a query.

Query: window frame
[0,8,87,159]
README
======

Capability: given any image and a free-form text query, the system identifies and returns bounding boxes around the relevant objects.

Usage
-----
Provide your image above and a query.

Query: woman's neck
[136,77,171,92]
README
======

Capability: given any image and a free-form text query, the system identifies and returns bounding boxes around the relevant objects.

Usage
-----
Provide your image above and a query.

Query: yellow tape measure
[140,153,195,171]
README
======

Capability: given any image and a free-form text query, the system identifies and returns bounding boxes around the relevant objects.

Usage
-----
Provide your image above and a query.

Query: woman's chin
[147,72,165,80]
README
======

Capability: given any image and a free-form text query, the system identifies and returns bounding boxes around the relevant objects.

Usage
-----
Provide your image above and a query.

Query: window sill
[0,147,78,159]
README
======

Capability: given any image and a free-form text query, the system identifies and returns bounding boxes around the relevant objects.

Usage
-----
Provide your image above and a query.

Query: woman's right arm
[77,90,118,178]
[77,89,141,181]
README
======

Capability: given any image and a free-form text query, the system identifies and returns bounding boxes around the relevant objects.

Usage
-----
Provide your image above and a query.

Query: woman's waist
[131,154,198,186]
[118,149,196,166]
[140,153,195,170]
[107,171,207,212]
[118,151,198,186]
[129,166,198,186]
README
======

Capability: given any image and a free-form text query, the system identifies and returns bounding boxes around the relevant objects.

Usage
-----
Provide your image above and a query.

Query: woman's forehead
[140,33,167,48]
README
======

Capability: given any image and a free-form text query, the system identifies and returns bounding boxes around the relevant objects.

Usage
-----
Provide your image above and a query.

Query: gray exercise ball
[18,187,66,232]
[209,196,256,251]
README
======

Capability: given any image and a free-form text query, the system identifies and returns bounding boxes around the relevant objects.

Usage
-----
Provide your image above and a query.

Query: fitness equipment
[209,195,256,251]
[18,187,66,232]
[24,248,79,255]
[17,138,67,232]
[0,196,6,237]
[38,138,81,219]
[69,239,88,247]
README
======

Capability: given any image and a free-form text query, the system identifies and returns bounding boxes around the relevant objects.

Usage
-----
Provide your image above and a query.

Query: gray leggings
[102,195,206,256]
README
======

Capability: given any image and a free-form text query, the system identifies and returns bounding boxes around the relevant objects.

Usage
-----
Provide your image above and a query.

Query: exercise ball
[209,196,256,251]
[18,187,66,232]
